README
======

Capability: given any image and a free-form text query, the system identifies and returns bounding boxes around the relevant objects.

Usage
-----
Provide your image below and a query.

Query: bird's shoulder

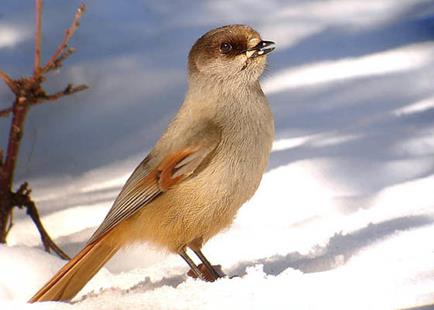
[147,113,222,167]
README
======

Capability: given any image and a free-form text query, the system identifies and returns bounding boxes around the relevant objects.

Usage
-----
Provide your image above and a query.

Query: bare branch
[2,83,88,116]
[34,0,43,74]
[51,47,76,70]
[35,83,88,104]
[13,183,70,260]
[16,182,31,196]
[0,3,88,251]
[5,208,13,235]
[0,70,18,94]
[40,3,86,73]
[0,106,13,118]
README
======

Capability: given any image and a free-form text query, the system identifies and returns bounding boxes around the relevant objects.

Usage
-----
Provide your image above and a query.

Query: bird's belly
[125,163,258,252]
[124,187,234,252]
[125,136,271,252]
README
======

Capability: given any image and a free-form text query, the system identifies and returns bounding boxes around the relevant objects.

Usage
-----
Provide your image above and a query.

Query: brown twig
[5,208,13,235]
[0,2,87,257]
[40,3,86,74]
[0,70,18,94]
[0,106,13,118]
[34,0,42,74]
[13,182,70,259]
[3,96,29,185]
[39,83,89,102]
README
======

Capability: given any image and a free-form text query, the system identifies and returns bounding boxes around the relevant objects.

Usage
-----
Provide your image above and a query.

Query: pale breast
[133,85,274,251]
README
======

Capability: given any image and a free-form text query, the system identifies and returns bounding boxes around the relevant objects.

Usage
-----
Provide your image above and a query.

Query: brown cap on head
[188,25,275,83]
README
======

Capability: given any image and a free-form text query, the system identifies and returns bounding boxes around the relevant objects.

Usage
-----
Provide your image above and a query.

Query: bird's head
[188,25,275,85]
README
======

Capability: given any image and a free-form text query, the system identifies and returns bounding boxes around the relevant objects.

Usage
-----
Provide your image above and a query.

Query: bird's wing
[87,124,221,244]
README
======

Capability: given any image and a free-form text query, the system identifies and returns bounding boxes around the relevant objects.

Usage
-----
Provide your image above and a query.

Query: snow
[1,0,434,309]
[1,165,434,309]
[262,42,434,93]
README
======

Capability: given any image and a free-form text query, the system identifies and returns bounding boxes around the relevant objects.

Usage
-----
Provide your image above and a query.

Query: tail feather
[29,234,120,302]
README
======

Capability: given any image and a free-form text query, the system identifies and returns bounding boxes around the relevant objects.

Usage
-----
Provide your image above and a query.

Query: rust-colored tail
[29,233,120,302]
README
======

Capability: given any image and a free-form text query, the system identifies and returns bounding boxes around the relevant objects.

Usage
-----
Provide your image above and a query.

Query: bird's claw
[187,263,225,282]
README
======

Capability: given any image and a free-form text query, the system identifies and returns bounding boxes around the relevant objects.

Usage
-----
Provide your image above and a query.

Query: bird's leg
[178,248,206,280]
[192,249,226,281]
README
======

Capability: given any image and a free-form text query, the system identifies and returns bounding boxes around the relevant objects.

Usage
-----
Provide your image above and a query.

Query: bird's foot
[187,263,225,282]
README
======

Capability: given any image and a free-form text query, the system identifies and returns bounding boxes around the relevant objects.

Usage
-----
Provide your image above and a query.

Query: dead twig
[0,71,18,94]
[38,83,89,102]
[0,106,13,118]
[13,183,70,259]
[39,4,86,74]
[34,0,42,74]
[0,1,87,257]
[0,82,88,118]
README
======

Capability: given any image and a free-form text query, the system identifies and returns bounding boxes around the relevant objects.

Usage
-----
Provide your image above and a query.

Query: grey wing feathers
[86,156,159,244]
[86,122,222,245]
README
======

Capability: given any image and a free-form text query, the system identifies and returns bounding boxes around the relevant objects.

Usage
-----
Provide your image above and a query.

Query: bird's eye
[219,42,232,54]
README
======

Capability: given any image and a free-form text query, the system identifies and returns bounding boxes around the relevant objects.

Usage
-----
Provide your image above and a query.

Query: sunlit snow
[0,0,433,309]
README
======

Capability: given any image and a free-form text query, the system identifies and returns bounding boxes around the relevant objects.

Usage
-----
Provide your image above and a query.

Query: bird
[29,24,275,303]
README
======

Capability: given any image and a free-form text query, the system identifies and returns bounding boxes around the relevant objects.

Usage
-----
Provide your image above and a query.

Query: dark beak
[246,40,276,58]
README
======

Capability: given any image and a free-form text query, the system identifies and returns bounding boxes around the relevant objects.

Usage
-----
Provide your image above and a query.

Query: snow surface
[1,0,434,309]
